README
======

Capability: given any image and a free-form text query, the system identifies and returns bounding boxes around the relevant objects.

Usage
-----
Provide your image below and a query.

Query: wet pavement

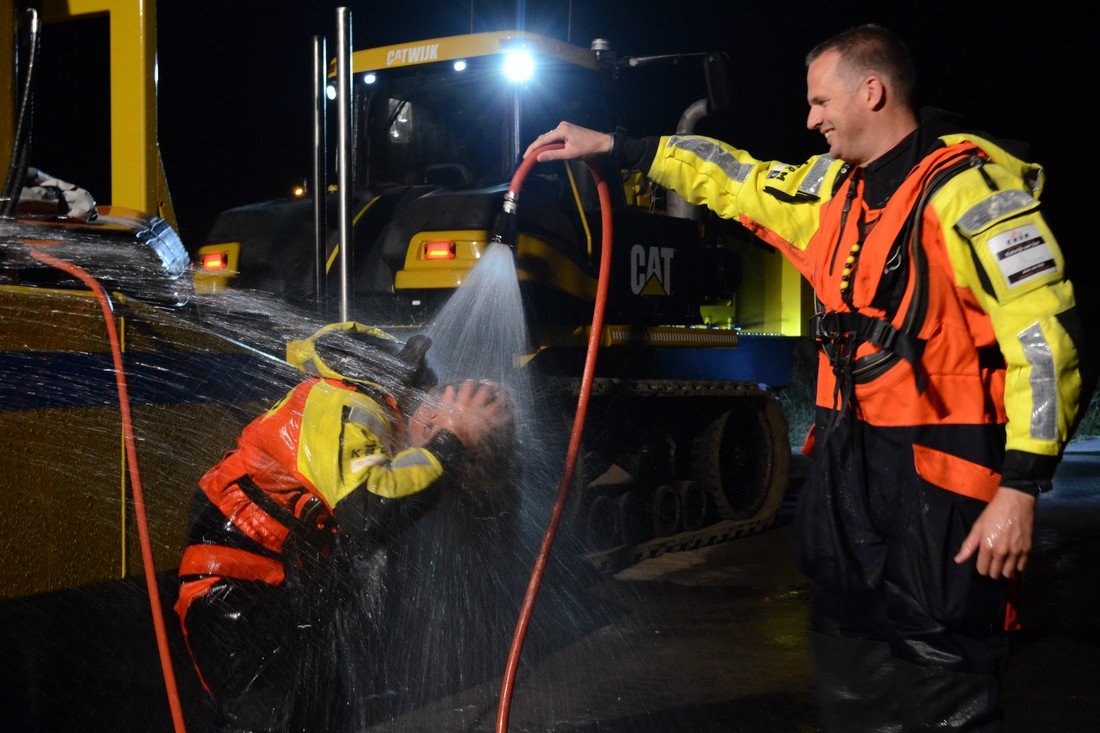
[1,441,1097,732]
[366,440,1100,732]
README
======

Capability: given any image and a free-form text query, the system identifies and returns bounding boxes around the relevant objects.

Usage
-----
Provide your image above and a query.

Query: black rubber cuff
[424,429,469,471]
[1001,449,1060,483]
[1000,478,1053,497]
[610,132,658,172]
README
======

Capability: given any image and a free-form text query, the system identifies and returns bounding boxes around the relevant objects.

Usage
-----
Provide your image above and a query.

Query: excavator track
[544,376,791,574]
[580,514,781,574]
[547,376,773,399]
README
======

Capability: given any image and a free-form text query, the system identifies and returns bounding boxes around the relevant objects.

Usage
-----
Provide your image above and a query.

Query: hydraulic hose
[28,246,188,733]
[1,9,42,217]
[496,145,615,732]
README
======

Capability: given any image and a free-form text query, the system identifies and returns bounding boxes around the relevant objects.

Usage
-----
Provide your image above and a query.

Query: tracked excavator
[199,28,816,572]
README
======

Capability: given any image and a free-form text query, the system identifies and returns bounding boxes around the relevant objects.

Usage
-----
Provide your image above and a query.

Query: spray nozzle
[489,191,519,250]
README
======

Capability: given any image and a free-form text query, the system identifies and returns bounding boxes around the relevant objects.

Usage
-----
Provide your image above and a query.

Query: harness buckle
[865,318,898,350]
[812,311,845,344]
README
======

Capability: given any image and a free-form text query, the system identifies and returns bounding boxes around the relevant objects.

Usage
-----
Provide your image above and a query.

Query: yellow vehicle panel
[0,285,278,600]
[351,29,597,73]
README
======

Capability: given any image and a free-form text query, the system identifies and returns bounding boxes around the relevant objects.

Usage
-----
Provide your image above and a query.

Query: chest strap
[811,310,927,391]
[234,475,336,555]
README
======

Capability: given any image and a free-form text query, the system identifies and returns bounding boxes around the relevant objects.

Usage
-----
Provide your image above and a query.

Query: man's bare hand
[523,121,612,163]
[954,487,1036,579]
[429,380,514,449]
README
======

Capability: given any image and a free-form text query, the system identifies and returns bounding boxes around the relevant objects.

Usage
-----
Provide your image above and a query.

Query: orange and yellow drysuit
[174,323,463,731]
[615,109,1091,730]
[640,128,1086,481]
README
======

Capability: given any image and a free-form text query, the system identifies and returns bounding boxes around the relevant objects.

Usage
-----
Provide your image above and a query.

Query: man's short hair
[806,24,917,111]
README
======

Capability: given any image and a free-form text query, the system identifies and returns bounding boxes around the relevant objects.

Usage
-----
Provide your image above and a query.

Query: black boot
[893,656,1003,732]
[811,631,901,733]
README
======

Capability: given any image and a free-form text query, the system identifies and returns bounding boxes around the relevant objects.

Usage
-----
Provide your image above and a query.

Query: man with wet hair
[524,23,1092,732]
[174,322,514,732]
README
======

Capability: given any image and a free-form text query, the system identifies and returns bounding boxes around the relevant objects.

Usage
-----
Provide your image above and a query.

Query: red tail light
[202,252,229,271]
[423,240,456,260]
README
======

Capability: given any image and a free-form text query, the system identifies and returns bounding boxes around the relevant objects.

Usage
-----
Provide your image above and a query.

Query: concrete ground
[1,442,1097,732]
[367,440,1100,732]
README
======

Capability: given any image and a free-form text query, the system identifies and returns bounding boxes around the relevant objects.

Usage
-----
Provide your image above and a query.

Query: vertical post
[312,34,328,312]
[512,0,523,166]
[335,6,353,322]
[0,1,19,190]
[510,89,521,171]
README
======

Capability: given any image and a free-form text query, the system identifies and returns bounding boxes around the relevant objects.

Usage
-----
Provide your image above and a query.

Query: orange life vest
[805,142,1007,501]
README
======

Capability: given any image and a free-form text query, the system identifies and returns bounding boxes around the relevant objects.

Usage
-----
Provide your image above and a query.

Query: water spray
[27,245,188,733]
[495,144,614,732]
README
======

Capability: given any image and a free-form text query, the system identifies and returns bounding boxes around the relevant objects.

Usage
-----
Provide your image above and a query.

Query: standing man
[174,322,513,732]
[525,24,1092,732]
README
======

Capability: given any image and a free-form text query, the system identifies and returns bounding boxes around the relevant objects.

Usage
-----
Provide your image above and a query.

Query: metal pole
[335,7,353,322]
[312,35,328,312]
[511,89,521,171]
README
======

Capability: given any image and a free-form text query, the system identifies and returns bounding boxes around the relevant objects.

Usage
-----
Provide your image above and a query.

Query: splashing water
[351,241,610,727]
[1,226,621,732]
[423,243,533,408]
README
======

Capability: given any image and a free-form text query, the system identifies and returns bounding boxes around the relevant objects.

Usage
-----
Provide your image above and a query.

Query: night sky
[99,0,1089,334]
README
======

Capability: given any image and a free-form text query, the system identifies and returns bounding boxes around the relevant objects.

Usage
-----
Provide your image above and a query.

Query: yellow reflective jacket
[646,129,1087,484]
[176,376,452,621]
[199,377,444,543]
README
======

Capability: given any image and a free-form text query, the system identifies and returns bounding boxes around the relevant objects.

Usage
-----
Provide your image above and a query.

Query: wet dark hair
[806,23,916,111]
[432,380,520,518]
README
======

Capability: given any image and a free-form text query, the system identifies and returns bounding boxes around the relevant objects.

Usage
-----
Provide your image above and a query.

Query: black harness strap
[812,310,928,390]
[235,475,335,554]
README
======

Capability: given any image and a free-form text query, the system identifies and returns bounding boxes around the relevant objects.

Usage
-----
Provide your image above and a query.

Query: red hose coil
[496,145,614,732]
[29,246,188,733]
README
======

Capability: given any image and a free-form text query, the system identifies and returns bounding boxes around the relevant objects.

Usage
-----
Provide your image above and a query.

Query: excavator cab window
[514,62,619,258]
[356,61,515,189]
[355,53,614,197]
[349,48,618,272]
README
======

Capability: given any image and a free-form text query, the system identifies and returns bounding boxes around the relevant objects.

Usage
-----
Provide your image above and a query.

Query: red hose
[496,146,614,732]
[29,246,188,733]
[503,142,563,199]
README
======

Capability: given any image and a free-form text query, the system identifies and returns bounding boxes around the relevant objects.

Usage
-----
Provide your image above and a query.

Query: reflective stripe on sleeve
[957,189,1036,237]
[1018,323,1057,441]
[348,404,388,438]
[391,449,438,470]
[667,136,754,183]
[798,156,837,198]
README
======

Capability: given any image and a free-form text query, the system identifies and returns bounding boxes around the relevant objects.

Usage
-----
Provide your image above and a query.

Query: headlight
[503,49,535,83]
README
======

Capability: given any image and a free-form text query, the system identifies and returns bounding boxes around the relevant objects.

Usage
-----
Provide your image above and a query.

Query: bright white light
[362,73,377,85]
[502,49,535,82]
[453,60,467,72]
[326,84,336,100]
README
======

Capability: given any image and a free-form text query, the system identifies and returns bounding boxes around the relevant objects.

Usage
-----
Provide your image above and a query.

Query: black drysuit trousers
[796,408,1011,732]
